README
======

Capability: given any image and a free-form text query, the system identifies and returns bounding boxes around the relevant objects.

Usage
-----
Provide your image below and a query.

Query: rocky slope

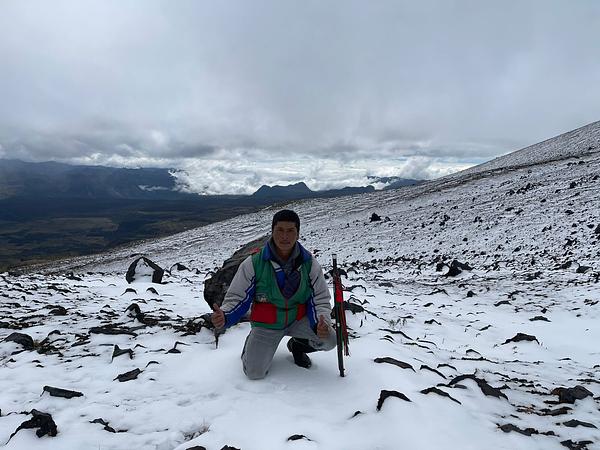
[1,121,599,450]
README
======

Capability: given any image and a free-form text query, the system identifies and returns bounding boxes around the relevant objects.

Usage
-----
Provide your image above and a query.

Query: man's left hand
[317,315,330,339]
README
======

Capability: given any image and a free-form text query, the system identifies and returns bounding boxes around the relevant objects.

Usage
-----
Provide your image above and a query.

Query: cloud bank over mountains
[1,1,599,193]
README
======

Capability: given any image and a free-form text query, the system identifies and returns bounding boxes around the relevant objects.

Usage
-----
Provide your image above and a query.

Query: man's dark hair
[272,209,300,232]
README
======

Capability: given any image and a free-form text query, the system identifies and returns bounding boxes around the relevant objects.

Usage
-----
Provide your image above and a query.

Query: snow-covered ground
[1,121,600,449]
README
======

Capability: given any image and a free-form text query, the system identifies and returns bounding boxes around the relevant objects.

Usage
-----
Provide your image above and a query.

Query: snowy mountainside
[457,120,600,177]
[32,130,600,277]
[1,124,600,450]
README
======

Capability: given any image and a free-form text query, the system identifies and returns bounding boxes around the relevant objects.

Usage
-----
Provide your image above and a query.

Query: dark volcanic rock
[419,365,447,379]
[111,345,134,360]
[42,386,83,399]
[494,300,511,307]
[3,332,34,350]
[529,316,551,322]
[344,301,365,314]
[8,409,58,441]
[170,263,190,272]
[379,328,413,340]
[114,368,142,382]
[541,406,571,416]
[374,357,415,371]
[562,419,597,429]
[178,316,210,335]
[90,325,137,336]
[420,387,461,404]
[445,260,473,277]
[125,303,159,326]
[425,319,441,325]
[204,235,269,308]
[499,423,539,436]
[126,257,164,284]
[525,271,542,281]
[448,374,508,400]
[502,333,539,345]
[287,434,312,441]
[561,440,594,450]
[90,418,118,433]
[65,272,83,281]
[560,261,573,270]
[551,386,593,404]
[376,390,412,410]
[370,213,382,222]
[49,306,67,315]
[167,341,189,354]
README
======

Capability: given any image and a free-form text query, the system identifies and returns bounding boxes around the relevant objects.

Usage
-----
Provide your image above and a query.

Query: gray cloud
[1,0,599,193]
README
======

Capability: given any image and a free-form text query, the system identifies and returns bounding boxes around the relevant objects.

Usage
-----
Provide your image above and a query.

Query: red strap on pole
[332,254,350,370]
[335,277,350,357]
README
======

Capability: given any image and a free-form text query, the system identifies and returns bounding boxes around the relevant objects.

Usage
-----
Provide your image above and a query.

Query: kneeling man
[211,209,336,379]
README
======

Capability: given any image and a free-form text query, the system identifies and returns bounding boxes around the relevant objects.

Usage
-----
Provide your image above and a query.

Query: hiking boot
[287,338,312,369]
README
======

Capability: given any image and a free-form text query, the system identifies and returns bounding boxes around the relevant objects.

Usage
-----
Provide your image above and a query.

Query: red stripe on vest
[249,302,306,325]
[250,302,277,324]
[296,303,306,321]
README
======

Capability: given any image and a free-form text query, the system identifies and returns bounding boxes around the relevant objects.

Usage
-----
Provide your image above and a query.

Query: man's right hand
[211,303,226,329]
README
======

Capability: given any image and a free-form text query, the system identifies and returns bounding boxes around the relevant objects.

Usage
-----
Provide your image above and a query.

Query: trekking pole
[332,254,349,377]
[211,303,223,349]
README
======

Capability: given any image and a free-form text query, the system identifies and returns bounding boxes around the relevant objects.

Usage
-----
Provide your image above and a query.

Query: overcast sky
[1,1,599,194]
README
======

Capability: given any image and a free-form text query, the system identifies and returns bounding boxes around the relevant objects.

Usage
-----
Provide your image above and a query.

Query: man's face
[272,221,299,255]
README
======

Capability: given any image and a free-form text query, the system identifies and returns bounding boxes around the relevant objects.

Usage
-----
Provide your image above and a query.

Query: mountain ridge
[0,159,419,200]
[0,161,420,270]
[22,118,600,276]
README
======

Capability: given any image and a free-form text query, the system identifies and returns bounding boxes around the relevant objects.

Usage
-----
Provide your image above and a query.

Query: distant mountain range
[0,159,421,201]
[252,182,376,201]
[0,159,422,269]
[0,159,190,200]
[251,178,423,201]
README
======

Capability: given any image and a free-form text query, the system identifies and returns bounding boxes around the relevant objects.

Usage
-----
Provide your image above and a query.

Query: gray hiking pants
[241,317,337,380]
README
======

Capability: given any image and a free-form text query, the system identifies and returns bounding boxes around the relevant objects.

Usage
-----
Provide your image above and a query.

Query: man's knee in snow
[320,337,337,352]
[243,363,268,380]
